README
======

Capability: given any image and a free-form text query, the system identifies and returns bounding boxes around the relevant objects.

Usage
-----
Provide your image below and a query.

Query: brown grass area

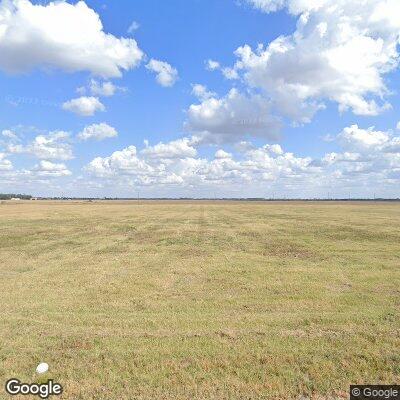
[0,200,399,399]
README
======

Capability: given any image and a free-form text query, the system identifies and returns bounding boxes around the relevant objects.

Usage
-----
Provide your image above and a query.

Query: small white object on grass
[36,363,49,374]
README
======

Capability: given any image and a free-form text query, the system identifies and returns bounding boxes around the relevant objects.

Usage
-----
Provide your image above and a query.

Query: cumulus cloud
[89,80,118,97]
[84,138,316,190]
[186,88,281,143]
[141,138,197,159]
[84,144,198,186]
[233,0,400,121]
[146,59,178,87]
[322,152,364,166]
[6,130,73,160]
[81,122,400,196]
[0,153,12,170]
[337,125,390,152]
[76,79,126,97]
[4,124,399,196]
[33,160,71,177]
[206,59,220,71]
[77,123,118,141]
[62,96,105,117]
[221,67,239,80]
[0,0,144,77]
[214,149,232,159]
[205,59,239,80]
[319,124,400,183]
[85,145,155,179]
[191,84,216,101]
[234,141,256,153]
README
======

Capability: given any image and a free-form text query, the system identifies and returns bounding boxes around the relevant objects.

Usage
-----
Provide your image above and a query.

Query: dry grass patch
[0,201,399,399]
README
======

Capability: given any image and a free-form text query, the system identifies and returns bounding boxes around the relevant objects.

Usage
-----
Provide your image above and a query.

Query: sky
[1,0,400,198]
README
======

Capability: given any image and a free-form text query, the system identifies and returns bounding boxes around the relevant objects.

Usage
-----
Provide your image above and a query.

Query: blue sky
[1,0,400,198]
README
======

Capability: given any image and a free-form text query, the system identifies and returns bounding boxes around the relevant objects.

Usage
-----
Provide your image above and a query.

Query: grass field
[0,201,399,399]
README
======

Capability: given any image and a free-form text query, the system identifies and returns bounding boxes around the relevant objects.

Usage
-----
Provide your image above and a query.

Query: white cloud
[319,124,400,184]
[84,138,317,190]
[77,123,118,141]
[0,153,12,170]
[141,138,197,159]
[186,88,281,143]
[146,59,178,87]
[215,149,232,159]
[246,0,287,13]
[191,84,216,101]
[0,0,144,77]
[234,141,255,153]
[82,122,400,197]
[1,129,18,140]
[33,160,71,177]
[89,80,118,97]
[233,0,400,121]
[221,67,239,80]
[205,59,239,80]
[322,152,364,166]
[30,131,73,160]
[76,79,126,97]
[4,124,399,196]
[127,20,140,34]
[6,130,73,160]
[206,59,220,71]
[85,145,156,179]
[62,96,105,117]
[337,125,390,152]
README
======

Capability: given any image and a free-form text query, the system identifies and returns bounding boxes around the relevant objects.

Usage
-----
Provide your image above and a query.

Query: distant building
[11,198,21,201]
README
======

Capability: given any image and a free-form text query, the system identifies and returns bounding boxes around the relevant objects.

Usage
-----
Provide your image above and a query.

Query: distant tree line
[0,194,399,201]
[0,193,32,200]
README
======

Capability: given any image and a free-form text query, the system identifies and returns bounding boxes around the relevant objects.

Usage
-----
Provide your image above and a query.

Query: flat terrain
[0,201,399,399]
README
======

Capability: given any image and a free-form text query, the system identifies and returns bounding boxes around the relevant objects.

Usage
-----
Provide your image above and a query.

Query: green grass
[0,201,399,399]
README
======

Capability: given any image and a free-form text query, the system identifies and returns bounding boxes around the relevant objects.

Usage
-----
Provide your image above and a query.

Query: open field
[0,201,399,399]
